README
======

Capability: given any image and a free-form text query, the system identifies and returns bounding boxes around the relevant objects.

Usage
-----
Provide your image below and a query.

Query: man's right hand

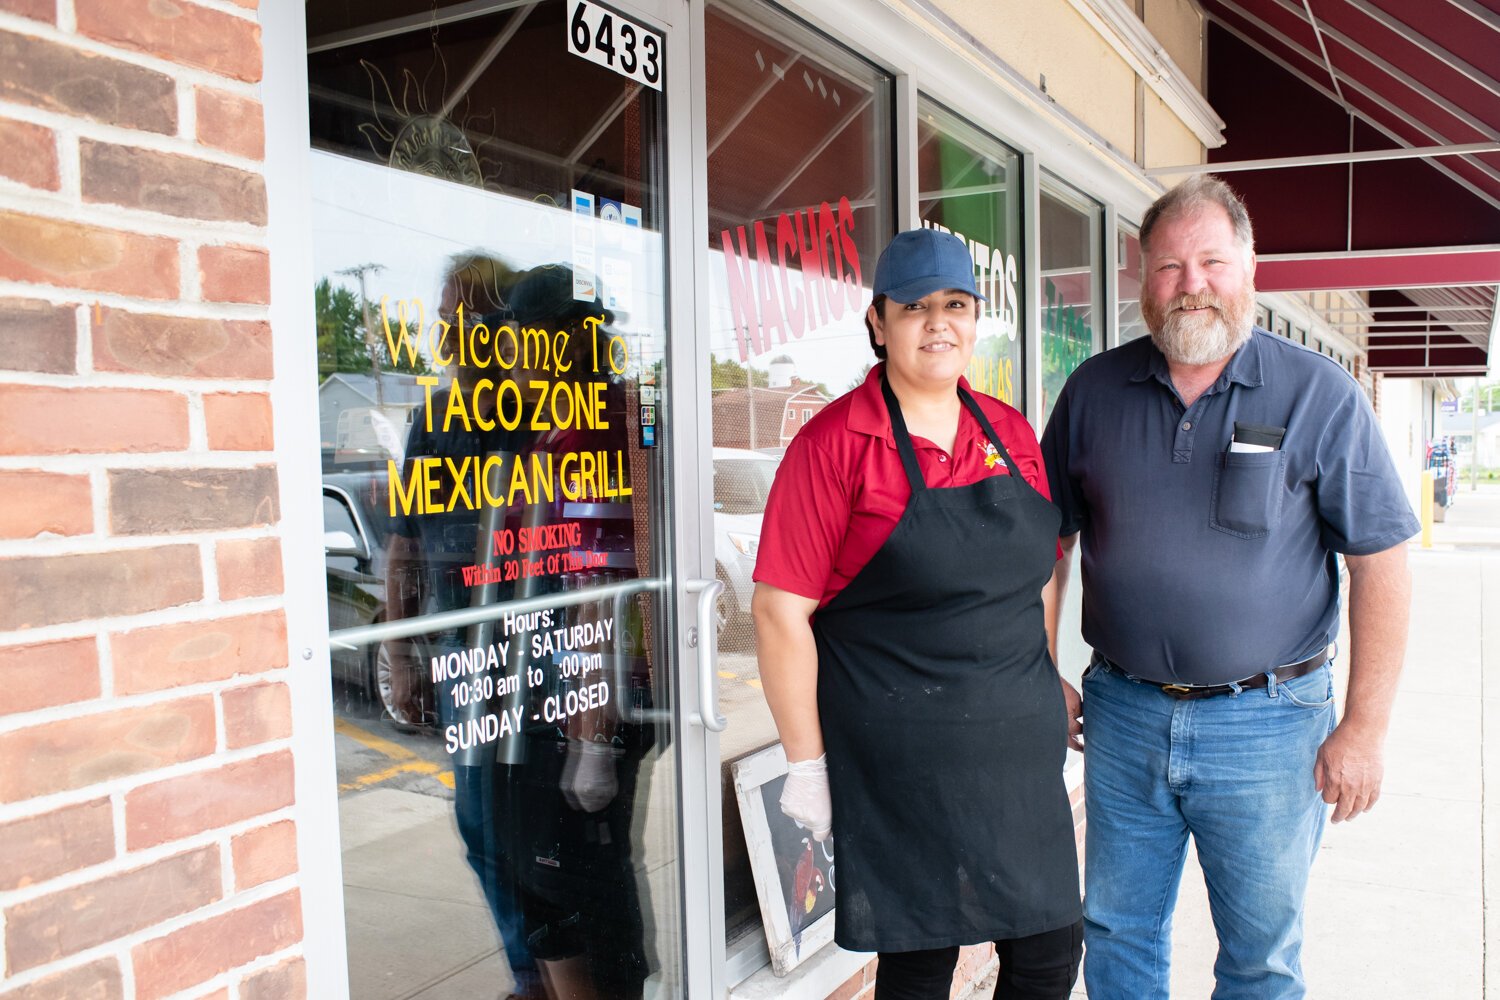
[780,754,833,841]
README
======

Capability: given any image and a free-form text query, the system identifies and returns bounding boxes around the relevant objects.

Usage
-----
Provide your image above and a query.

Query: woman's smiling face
[868,289,980,390]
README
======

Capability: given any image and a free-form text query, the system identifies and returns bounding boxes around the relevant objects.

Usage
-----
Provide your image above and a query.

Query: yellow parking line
[339,759,442,792]
[718,670,736,679]
[334,716,418,761]
[745,678,763,690]
[436,771,455,789]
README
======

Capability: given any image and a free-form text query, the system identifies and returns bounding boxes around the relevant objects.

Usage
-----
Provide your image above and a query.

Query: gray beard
[1147,291,1255,366]
[1151,312,1250,366]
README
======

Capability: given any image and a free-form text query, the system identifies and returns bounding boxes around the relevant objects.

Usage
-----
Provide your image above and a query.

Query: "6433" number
[567,1,662,90]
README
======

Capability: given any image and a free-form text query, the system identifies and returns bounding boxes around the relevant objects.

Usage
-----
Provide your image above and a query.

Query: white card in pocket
[1229,441,1274,453]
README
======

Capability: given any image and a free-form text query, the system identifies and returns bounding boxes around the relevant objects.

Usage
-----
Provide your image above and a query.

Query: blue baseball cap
[872,228,986,303]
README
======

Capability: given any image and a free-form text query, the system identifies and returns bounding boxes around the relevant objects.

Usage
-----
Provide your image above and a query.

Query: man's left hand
[1314,722,1384,822]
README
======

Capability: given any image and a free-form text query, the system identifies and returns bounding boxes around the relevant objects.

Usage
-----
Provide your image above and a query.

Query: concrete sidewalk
[1054,483,1500,998]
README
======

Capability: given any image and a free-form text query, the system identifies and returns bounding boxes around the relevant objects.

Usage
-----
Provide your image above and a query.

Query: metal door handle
[685,578,728,731]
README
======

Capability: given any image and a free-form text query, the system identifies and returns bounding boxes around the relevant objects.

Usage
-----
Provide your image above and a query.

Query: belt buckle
[1161,683,1194,695]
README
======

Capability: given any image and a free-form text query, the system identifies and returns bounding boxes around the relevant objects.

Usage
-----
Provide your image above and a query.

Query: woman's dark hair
[865,294,888,359]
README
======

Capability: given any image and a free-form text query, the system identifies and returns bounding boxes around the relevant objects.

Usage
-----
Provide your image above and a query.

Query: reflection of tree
[710,354,768,391]
[316,278,429,380]
[845,363,871,394]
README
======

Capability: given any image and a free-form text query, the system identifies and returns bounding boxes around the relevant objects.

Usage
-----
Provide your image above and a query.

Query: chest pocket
[1210,450,1287,538]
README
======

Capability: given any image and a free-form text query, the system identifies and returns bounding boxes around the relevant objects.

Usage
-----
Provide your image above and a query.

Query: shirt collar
[1128,328,1265,393]
[846,362,978,443]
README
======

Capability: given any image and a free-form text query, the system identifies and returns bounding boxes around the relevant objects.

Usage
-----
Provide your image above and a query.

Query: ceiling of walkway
[1194,0,1499,377]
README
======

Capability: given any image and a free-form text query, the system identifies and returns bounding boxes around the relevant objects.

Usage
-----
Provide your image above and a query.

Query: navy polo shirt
[1041,330,1418,686]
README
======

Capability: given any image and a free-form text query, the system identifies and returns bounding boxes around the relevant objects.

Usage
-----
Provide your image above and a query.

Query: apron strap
[880,376,1028,489]
[957,387,1024,480]
[879,374,928,492]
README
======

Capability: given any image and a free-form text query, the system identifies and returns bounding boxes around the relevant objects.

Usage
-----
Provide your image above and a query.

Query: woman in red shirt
[752,229,1083,1000]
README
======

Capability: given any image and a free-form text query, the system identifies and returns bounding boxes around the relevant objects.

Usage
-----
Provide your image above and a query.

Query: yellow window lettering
[528,380,551,430]
[443,379,471,431]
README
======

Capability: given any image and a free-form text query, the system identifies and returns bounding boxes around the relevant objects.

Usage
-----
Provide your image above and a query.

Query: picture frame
[731,742,838,975]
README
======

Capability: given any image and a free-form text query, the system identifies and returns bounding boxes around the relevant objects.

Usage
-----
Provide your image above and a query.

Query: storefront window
[703,0,893,970]
[1040,180,1103,420]
[1117,225,1146,343]
[307,3,681,996]
[917,99,1025,408]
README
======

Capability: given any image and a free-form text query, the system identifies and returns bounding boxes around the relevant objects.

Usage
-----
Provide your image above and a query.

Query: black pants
[873,921,1083,1000]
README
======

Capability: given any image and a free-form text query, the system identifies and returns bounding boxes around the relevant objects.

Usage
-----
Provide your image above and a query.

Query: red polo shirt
[754,363,1052,607]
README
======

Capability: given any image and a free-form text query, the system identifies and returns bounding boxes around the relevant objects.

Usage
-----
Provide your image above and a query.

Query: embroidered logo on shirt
[978,440,1001,469]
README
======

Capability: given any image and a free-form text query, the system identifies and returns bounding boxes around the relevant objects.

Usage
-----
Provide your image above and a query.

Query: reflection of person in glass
[752,230,1084,999]
[505,263,653,1000]
[382,251,542,998]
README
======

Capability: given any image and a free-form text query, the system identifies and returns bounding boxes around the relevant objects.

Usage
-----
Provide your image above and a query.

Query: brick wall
[0,2,304,998]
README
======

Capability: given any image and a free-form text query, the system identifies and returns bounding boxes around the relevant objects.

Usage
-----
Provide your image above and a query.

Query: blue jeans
[1080,659,1336,1000]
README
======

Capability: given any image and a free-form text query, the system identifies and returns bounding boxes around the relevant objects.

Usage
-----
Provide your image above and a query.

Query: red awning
[1194,0,1499,377]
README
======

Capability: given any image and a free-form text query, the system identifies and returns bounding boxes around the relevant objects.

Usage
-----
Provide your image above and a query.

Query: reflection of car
[322,472,430,725]
[712,447,779,646]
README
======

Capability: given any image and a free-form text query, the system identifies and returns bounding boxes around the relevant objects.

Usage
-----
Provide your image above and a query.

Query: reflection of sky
[311,150,667,376]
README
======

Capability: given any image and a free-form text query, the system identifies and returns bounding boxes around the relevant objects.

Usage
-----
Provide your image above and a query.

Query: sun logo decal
[355,46,501,189]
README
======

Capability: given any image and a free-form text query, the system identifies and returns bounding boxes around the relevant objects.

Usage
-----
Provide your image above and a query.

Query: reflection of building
[317,372,426,462]
[712,375,832,453]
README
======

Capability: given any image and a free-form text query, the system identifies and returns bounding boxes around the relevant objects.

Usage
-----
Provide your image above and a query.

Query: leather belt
[1141,645,1334,701]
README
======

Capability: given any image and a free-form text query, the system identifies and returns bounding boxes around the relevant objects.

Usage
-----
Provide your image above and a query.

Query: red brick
[109,466,280,535]
[94,309,272,379]
[240,955,305,1000]
[81,141,266,225]
[198,244,269,304]
[0,958,122,1000]
[0,0,54,22]
[0,545,202,632]
[223,682,292,751]
[0,695,214,802]
[0,637,99,716]
[112,611,287,695]
[0,471,91,539]
[205,393,273,450]
[0,798,113,892]
[0,385,187,456]
[132,890,301,1000]
[0,299,77,375]
[125,749,295,849]
[0,118,57,190]
[216,537,284,600]
[827,969,864,1000]
[231,818,296,889]
[225,0,256,8]
[195,89,264,161]
[4,846,219,972]
[76,0,262,83]
[0,30,175,132]
[0,211,178,300]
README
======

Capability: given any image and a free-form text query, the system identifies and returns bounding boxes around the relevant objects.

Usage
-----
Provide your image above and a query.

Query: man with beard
[1041,175,1416,999]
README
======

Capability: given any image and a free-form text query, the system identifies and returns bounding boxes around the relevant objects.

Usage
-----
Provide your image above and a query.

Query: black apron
[814,377,1082,953]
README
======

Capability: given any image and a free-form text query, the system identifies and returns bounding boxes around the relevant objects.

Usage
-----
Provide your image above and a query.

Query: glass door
[306,2,687,997]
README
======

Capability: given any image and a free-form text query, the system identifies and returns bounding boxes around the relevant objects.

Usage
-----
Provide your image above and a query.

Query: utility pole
[337,263,387,406]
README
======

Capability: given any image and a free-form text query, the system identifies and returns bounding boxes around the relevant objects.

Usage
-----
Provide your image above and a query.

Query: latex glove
[780,754,832,842]
[560,739,619,813]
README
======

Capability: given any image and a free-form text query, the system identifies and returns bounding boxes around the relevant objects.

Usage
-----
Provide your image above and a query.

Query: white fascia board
[1065,0,1227,149]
